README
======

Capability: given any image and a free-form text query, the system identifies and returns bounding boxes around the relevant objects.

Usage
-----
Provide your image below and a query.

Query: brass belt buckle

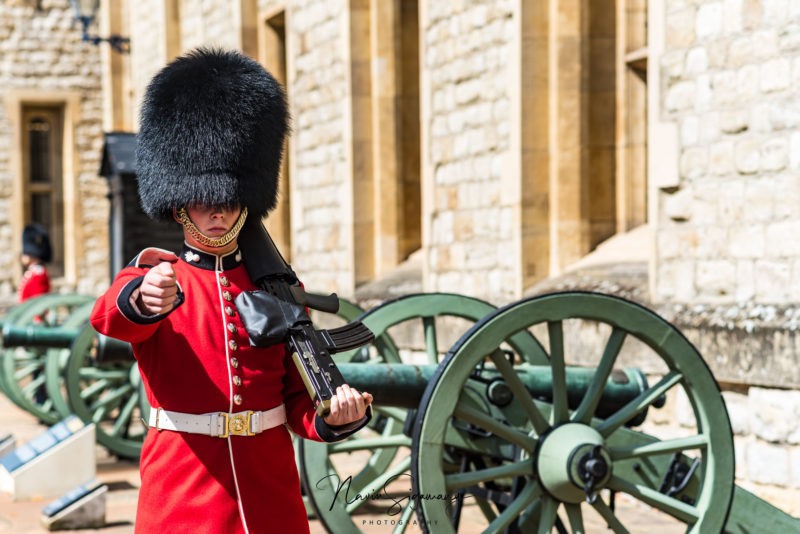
[219,411,255,438]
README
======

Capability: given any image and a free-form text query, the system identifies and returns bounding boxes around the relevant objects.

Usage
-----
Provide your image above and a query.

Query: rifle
[234,217,374,417]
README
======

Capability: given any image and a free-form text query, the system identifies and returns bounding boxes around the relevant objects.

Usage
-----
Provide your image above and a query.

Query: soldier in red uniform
[17,223,52,304]
[90,48,372,534]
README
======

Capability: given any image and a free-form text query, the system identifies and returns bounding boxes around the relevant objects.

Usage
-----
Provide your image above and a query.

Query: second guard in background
[17,223,51,305]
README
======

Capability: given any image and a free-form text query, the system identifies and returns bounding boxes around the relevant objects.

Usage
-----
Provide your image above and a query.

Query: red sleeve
[19,270,50,302]
[90,266,167,344]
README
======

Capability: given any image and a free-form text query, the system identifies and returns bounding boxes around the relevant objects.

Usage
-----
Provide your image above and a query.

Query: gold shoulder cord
[177,206,248,248]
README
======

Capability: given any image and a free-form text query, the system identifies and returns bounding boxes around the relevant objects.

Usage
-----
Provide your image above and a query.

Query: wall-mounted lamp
[69,0,130,54]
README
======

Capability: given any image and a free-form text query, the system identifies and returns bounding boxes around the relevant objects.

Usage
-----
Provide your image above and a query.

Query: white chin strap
[177,207,248,248]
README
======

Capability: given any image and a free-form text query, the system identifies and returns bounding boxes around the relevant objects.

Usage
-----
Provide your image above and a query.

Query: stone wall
[656,0,800,305]
[423,0,517,303]
[0,0,107,298]
[277,0,353,293]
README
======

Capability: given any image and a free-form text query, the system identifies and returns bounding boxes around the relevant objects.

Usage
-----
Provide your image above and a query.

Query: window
[22,106,64,277]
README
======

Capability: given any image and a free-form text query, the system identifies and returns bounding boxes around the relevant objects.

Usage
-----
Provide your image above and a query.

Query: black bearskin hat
[22,223,52,263]
[136,47,288,221]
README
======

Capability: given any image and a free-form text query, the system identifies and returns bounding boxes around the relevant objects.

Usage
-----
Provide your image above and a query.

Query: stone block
[673,385,697,428]
[736,260,756,301]
[679,146,708,179]
[712,71,738,106]
[735,138,760,174]
[761,137,789,171]
[729,225,764,259]
[695,74,712,111]
[733,435,748,479]
[656,229,683,260]
[762,0,790,24]
[779,23,800,52]
[760,58,792,93]
[765,221,800,257]
[685,47,708,74]
[790,261,800,302]
[696,260,736,299]
[791,447,800,488]
[791,134,800,170]
[681,116,700,145]
[747,441,790,486]
[709,141,735,175]
[753,29,780,57]
[665,80,696,112]
[696,2,723,40]
[754,260,792,303]
[699,111,721,142]
[696,226,729,258]
[723,0,744,34]
[743,180,774,222]
[662,50,686,81]
[748,387,800,443]
[736,64,760,100]
[663,188,693,221]
[720,110,749,134]
[723,391,750,435]
[660,260,696,302]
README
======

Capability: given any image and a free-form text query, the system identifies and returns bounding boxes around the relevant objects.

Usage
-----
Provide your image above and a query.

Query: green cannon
[298,292,800,534]
[2,323,132,361]
[337,362,656,425]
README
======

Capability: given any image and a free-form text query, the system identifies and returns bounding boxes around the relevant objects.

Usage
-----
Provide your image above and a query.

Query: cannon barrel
[338,362,657,425]
[1,324,132,363]
[1,324,81,348]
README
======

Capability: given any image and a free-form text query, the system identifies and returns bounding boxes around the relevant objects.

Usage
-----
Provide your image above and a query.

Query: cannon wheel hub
[536,423,612,504]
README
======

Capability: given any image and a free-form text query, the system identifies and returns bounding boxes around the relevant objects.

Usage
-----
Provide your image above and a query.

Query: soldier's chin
[205,229,228,236]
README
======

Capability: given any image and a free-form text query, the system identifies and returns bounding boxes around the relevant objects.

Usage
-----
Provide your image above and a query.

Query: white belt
[148,404,287,438]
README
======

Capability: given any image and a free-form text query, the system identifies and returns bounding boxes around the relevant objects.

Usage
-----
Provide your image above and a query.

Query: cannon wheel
[299,293,547,533]
[410,291,734,533]
[64,324,145,459]
[1,294,95,423]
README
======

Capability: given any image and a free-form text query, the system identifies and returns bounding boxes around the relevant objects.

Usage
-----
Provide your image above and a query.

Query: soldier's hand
[138,259,179,315]
[324,384,373,427]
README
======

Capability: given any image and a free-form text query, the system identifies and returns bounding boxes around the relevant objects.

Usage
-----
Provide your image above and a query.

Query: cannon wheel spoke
[564,503,584,533]
[610,434,708,461]
[592,497,630,534]
[477,481,542,534]
[488,349,549,436]
[547,321,569,425]
[596,370,683,438]
[571,327,626,424]
[411,292,734,534]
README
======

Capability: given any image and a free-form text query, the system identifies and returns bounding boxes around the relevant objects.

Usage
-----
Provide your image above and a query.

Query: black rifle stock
[234,216,374,417]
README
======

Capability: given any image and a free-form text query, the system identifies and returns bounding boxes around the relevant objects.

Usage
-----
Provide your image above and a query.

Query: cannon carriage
[2,289,800,532]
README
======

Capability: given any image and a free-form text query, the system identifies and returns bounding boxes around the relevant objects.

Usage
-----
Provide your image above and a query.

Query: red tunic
[17,263,50,303]
[90,244,362,534]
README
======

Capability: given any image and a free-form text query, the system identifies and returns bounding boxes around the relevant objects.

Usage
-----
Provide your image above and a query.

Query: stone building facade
[2,0,800,516]
[0,0,107,299]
